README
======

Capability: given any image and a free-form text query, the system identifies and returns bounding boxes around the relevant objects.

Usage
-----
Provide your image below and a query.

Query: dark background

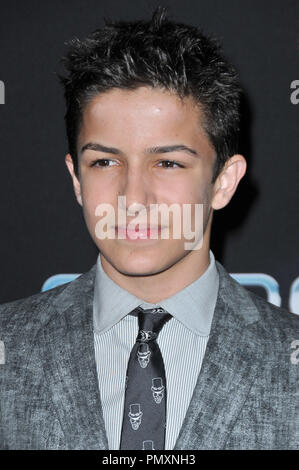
[0,0,298,311]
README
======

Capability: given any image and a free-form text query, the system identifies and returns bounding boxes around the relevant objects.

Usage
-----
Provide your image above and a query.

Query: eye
[90,159,117,168]
[157,160,184,169]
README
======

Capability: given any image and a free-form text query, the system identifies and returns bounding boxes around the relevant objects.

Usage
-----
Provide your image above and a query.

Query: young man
[0,8,298,450]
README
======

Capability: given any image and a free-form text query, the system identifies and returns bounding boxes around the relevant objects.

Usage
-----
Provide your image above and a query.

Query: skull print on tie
[120,307,172,450]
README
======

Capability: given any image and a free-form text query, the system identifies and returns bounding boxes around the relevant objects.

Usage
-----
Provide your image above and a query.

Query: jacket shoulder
[0,264,96,339]
[247,288,299,340]
[216,260,299,341]
[0,282,70,338]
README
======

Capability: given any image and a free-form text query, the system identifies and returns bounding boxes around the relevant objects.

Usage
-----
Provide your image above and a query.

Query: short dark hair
[59,6,242,182]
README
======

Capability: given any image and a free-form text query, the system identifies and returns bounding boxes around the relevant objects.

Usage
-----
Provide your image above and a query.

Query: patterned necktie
[120,306,172,450]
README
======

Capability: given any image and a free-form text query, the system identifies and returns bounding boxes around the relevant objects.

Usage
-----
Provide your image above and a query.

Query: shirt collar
[93,250,219,337]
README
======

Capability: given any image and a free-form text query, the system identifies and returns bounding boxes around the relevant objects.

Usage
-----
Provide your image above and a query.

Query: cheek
[158,178,188,202]
[80,177,114,212]
[163,165,210,203]
[80,179,121,239]
[80,184,98,217]
[165,180,207,205]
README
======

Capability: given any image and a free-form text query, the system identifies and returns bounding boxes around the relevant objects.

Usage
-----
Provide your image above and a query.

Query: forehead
[84,85,199,115]
[78,86,212,150]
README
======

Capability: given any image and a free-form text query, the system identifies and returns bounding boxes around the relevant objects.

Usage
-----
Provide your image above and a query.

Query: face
[65,86,245,278]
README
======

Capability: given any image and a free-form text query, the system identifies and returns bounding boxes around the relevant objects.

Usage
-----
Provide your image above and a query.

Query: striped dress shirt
[93,250,219,450]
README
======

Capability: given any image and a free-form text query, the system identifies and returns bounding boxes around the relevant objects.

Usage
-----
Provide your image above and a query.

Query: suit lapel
[38,265,109,449]
[174,262,265,450]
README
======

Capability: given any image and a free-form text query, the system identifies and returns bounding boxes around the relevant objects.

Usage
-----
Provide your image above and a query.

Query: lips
[115,226,162,239]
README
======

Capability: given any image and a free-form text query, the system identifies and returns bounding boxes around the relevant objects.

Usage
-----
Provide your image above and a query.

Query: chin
[120,265,166,277]
[115,256,170,277]
[101,246,177,277]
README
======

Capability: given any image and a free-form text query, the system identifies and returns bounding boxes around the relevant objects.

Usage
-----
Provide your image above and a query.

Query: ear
[65,153,82,206]
[211,154,247,210]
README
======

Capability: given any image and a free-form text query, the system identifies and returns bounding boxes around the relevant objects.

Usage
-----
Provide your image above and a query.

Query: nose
[119,165,155,215]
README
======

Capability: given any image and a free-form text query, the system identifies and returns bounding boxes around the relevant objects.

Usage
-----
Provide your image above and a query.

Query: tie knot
[136,307,172,343]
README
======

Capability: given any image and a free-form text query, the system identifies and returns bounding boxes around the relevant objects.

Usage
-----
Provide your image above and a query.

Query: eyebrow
[80,142,198,157]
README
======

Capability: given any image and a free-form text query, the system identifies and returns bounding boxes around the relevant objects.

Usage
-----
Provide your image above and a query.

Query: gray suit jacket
[0,261,298,450]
